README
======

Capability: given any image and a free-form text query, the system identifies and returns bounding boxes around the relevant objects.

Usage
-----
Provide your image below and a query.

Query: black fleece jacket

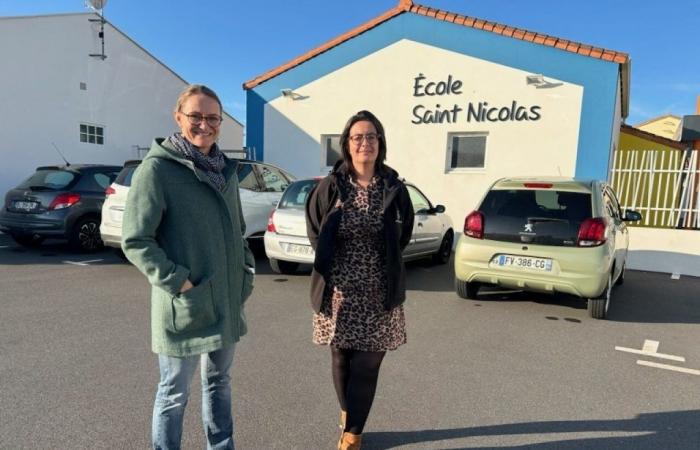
[305,161,415,313]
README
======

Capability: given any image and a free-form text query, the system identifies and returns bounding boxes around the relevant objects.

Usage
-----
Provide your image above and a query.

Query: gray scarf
[166,132,227,191]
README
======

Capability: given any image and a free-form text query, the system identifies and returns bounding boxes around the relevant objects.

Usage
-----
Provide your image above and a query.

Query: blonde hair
[174,84,222,114]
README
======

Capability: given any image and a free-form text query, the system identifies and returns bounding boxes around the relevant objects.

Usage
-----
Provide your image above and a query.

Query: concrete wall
[627,228,700,278]
[0,13,242,196]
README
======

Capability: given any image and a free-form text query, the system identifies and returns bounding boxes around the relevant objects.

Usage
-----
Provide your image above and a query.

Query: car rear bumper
[99,224,122,248]
[454,235,611,298]
[0,211,68,237]
[263,231,315,264]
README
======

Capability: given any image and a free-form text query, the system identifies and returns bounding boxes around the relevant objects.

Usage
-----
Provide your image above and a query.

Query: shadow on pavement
[363,409,700,449]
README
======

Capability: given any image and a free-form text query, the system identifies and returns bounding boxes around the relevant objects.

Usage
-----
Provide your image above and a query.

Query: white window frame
[321,134,342,170]
[80,123,105,145]
[445,131,488,173]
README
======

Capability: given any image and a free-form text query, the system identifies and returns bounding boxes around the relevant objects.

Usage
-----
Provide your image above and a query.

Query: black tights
[331,347,386,435]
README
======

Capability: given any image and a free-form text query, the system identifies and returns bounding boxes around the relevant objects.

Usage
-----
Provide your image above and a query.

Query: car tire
[615,263,625,286]
[269,258,299,275]
[70,217,104,252]
[431,231,453,265]
[588,272,612,320]
[455,279,480,299]
[10,233,45,248]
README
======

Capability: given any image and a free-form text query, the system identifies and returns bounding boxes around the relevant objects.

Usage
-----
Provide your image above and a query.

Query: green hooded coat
[122,138,255,357]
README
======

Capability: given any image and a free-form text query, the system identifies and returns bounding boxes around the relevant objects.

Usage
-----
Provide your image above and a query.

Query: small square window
[80,123,105,145]
[321,134,341,167]
[447,132,487,171]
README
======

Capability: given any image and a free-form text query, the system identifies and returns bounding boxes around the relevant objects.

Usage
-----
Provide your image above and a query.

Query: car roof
[35,164,122,172]
[492,177,596,193]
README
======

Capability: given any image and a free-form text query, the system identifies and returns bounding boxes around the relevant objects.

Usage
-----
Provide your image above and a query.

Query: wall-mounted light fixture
[526,74,563,89]
[280,88,306,100]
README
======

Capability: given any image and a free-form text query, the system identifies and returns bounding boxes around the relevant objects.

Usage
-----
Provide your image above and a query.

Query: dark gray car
[0,164,121,251]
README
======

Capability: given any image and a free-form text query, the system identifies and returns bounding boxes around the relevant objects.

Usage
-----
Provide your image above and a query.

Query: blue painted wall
[247,13,621,178]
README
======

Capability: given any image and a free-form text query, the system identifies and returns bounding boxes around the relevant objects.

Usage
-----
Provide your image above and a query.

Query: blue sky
[1,0,698,126]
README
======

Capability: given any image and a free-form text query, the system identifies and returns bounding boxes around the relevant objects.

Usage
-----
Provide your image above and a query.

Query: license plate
[497,254,552,271]
[13,201,38,211]
[285,243,314,257]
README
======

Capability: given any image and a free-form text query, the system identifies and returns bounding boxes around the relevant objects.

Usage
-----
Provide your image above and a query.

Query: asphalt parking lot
[1,234,699,450]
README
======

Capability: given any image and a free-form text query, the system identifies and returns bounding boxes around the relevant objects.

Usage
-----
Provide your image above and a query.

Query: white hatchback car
[264,178,454,274]
[100,159,296,250]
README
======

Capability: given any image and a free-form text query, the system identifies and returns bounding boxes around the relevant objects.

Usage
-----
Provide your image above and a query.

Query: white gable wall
[0,14,242,196]
[264,39,583,223]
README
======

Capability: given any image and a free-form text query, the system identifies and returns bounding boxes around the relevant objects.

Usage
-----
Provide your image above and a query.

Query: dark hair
[339,110,387,177]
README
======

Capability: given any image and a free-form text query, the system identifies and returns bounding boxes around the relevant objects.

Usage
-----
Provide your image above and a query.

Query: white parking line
[63,259,103,266]
[0,245,9,249]
[615,339,686,362]
[637,360,700,376]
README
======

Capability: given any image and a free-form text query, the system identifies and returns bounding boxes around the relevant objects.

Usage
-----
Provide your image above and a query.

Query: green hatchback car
[454,178,642,319]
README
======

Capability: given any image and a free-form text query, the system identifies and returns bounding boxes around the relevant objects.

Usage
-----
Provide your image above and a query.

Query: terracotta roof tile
[244,0,629,90]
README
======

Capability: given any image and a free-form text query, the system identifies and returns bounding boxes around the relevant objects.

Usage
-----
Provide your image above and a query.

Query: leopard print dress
[312,175,407,352]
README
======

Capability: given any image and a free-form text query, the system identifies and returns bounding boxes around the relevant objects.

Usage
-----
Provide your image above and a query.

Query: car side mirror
[623,209,642,222]
[432,204,446,214]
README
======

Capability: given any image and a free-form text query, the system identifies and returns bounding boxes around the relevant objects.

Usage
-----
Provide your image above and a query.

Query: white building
[244,0,630,226]
[0,13,243,196]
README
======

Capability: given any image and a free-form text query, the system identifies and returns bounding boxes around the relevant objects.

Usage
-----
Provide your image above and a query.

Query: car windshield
[479,189,592,246]
[278,179,319,210]
[17,169,76,190]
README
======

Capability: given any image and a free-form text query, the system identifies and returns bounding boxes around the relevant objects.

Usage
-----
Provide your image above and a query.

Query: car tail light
[523,182,553,188]
[464,211,484,239]
[577,217,608,247]
[105,185,116,196]
[267,210,277,233]
[49,193,81,210]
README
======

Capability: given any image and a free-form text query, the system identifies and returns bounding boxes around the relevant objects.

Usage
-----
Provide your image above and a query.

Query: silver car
[264,178,455,274]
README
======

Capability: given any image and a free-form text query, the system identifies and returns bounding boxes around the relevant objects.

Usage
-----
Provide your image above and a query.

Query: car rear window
[479,189,592,246]
[17,169,77,190]
[278,179,319,209]
[114,165,139,187]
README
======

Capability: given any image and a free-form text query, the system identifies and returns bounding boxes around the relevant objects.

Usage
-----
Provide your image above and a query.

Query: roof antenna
[86,0,108,60]
[51,142,71,166]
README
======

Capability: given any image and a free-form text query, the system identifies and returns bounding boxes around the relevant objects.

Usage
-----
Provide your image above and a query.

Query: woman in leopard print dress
[306,110,414,449]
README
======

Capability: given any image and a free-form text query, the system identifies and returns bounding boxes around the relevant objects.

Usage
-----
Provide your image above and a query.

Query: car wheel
[588,272,612,320]
[615,263,625,286]
[455,279,480,299]
[431,231,453,265]
[10,233,45,248]
[70,217,104,252]
[269,258,299,275]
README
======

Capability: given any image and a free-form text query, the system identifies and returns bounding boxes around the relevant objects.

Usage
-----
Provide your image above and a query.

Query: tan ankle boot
[338,432,362,450]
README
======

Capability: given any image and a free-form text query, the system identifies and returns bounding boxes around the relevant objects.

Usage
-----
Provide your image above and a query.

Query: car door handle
[417,223,423,228]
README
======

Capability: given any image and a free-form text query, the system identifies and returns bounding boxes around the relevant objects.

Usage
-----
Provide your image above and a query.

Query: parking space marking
[63,259,103,266]
[637,360,700,376]
[0,245,9,249]
[615,339,686,362]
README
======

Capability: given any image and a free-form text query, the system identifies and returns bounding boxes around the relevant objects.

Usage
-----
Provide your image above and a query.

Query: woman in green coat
[122,84,254,450]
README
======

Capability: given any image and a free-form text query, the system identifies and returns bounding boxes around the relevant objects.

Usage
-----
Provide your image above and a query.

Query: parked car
[0,164,121,251]
[264,178,454,274]
[99,159,296,250]
[453,177,642,319]
[100,160,140,249]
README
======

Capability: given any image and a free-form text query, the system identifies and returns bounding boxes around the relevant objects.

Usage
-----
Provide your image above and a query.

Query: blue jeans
[152,345,236,450]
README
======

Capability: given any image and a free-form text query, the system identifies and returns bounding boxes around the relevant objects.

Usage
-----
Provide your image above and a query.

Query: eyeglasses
[181,112,223,127]
[349,133,381,145]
